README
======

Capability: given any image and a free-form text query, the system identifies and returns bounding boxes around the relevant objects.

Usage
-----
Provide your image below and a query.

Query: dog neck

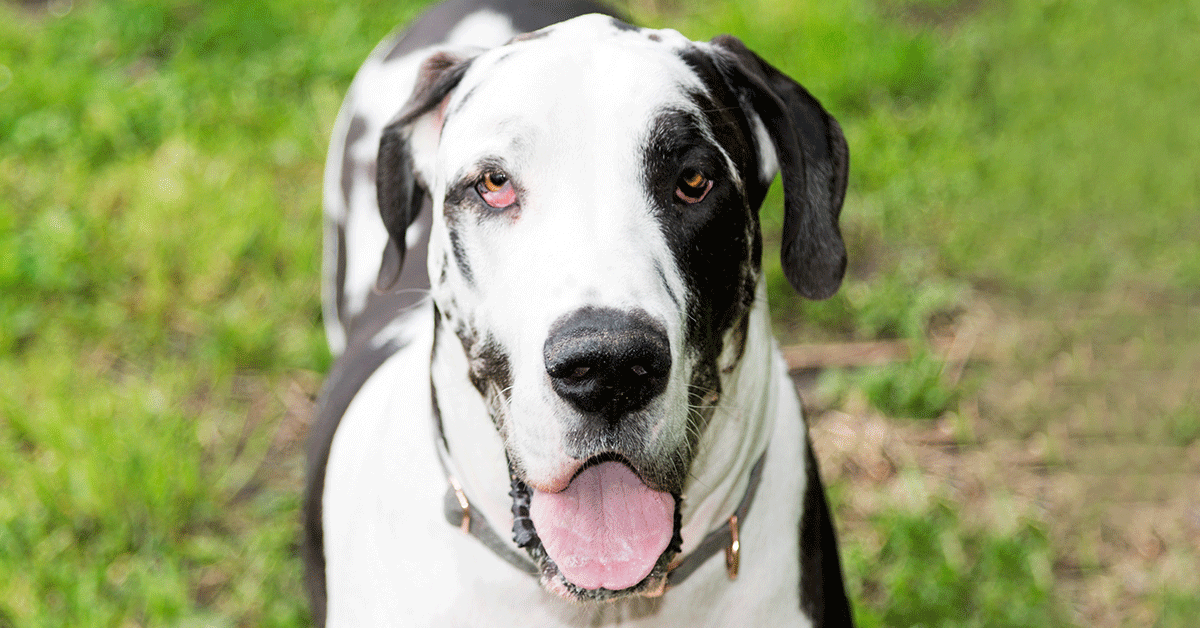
[676,281,779,556]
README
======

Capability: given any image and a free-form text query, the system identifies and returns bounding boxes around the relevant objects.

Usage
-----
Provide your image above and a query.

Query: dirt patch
[799,293,1200,626]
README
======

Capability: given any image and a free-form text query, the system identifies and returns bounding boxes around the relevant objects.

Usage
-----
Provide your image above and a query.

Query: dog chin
[538,556,674,603]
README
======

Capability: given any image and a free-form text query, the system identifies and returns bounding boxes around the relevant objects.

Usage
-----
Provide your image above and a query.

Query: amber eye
[675,169,712,204]
[482,171,507,192]
[476,171,517,209]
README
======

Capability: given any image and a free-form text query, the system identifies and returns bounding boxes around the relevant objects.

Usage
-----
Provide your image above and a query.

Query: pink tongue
[529,461,674,591]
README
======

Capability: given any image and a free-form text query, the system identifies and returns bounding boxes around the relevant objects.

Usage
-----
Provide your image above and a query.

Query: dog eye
[675,169,712,204]
[476,171,517,209]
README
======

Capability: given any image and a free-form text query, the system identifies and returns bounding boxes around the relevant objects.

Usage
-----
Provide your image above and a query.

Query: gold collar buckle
[448,475,471,534]
[724,514,740,580]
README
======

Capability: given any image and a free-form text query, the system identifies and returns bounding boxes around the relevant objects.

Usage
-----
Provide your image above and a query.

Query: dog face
[375,15,847,601]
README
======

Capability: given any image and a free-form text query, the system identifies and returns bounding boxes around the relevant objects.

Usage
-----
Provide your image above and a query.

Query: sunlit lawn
[2,0,1195,625]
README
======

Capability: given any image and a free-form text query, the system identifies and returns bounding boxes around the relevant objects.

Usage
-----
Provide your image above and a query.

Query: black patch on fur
[510,474,538,548]
[442,174,475,216]
[449,82,480,118]
[640,98,760,415]
[721,310,752,374]
[302,323,406,627]
[677,48,771,209]
[445,310,511,431]
[384,0,624,62]
[340,114,368,208]
[652,257,680,310]
[334,224,348,330]
[447,227,474,285]
[467,335,513,402]
[639,51,773,474]
[642,107,756,344]
[799,436,855,626]
[431,311,447,445]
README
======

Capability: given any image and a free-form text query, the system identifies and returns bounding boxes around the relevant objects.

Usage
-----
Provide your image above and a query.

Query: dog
[303,0,854,625]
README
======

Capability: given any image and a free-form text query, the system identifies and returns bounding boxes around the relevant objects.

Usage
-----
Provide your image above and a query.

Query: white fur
[322,13,820,627]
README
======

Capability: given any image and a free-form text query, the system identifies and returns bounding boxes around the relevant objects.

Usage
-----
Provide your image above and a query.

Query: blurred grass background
[1,0,1196,626]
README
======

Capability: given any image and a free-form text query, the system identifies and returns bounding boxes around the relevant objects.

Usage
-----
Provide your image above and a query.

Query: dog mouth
[510,456,683,600]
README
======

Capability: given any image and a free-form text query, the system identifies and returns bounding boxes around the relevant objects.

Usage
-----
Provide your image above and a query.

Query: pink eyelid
[675,179,713,204]
[479,180,517,209]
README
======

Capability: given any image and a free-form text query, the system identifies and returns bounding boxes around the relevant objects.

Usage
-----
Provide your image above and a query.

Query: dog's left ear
[710,35,849,301]
[374,51,475,292]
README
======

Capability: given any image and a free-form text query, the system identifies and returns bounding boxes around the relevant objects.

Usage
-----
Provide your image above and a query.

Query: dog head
[375,15,847,601]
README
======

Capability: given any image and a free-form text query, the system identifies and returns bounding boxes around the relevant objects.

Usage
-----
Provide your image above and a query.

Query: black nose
[543,308,671,419]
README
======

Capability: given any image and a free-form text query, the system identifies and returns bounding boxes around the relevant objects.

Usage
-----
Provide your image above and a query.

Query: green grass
[3,0,1197,625]
[848,504,1056,628]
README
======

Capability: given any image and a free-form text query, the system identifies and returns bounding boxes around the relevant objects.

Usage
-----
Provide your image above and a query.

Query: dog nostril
[571,366,591,379]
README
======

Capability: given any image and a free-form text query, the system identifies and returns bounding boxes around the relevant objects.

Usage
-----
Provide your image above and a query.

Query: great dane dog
[304,0,854,625]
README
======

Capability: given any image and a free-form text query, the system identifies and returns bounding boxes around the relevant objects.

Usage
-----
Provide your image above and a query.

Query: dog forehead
[444,16,709,139]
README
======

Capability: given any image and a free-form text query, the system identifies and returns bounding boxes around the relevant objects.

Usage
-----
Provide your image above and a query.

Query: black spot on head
[503,0,624,33]
[447,227,474,286]
[653,47,770,347]
[677,47,770,208]
[647,32,662,42]
[653,258,680,310]
[640,49,770,452]
[449,83,480,118]
[609,17,639,32]
[641,104,759,356]
[379,0,624,62]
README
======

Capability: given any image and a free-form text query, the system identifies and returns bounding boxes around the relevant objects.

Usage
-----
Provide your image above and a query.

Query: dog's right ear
[375,51,475,292]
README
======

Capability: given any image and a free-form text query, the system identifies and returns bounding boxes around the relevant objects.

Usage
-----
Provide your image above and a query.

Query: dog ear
[374,51,475,292]
[710,35,849,301]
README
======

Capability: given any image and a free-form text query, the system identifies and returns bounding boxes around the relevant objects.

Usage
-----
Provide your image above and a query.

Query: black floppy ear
[710,35,849,301]
[374,52,474,292]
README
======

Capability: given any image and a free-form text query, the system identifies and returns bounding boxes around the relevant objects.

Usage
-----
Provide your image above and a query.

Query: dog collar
[437,434,768,592]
